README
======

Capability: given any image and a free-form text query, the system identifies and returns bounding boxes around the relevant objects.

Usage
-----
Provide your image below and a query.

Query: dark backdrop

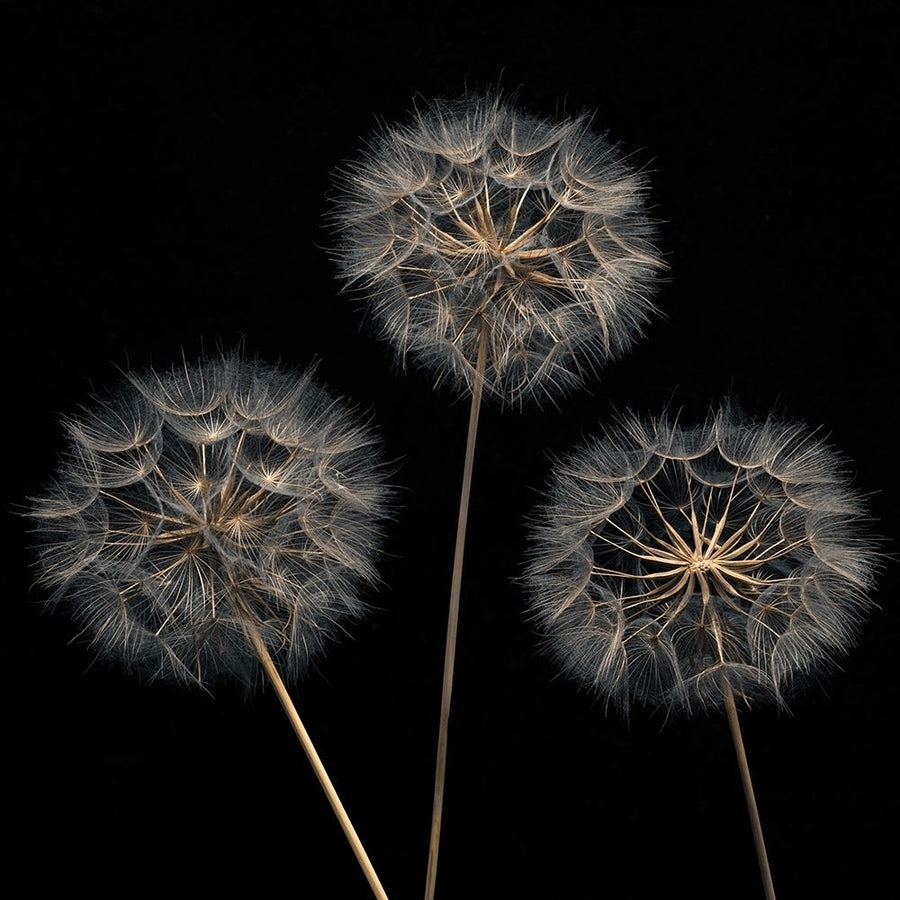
[6,3,898,898]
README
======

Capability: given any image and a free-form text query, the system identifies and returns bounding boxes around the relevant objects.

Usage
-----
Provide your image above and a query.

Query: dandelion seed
[329,88,666,900]
[328,89,665,409]
[27,350,396,899]
[523,400,883,899]
[524,402,880,712]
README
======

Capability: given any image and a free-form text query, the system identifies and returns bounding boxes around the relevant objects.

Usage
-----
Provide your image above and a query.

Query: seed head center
[688,556,713,573]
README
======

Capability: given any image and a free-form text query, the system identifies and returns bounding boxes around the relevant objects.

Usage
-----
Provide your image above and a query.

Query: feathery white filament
[329,91,665,407]
[29,352,394,691]
[524,402,881,714]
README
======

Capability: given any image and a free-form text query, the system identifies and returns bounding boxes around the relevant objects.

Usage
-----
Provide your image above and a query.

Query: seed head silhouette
[29,351,392,689]
[328,89,665,408]
[27,350,395,899]
[524,402,881,716]
[523,401,883,900]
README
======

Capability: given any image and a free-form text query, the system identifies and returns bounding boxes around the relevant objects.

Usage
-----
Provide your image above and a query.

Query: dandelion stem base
[246,622,390,900]
[724,684,777,900]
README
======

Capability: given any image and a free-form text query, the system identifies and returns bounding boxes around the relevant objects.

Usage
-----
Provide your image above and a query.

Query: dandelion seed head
[27,352,395,691]
[328,90,666,407]
[523,402,883,716]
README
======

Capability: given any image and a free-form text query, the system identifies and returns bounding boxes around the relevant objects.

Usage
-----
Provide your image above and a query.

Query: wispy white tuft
[328,90,666,407]
[27,351,396,691]
[523,401,883,716]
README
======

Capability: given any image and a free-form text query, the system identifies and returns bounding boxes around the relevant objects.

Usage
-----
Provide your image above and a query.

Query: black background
[6,3,898,898]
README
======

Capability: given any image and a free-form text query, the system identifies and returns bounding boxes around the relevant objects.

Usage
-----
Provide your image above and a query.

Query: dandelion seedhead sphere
[28,352,393,691]
[329,91,665,407]
[524,403,881,715]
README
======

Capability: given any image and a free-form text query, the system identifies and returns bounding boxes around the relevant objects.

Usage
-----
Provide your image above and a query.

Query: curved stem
[723,684,777,900]
[245,621,390,900]
[424,326,488,900]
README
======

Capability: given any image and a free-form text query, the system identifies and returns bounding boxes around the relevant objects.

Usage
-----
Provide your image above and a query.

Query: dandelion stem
[424,323,488,900]
[245,620,390,900]
[724,684,777,900]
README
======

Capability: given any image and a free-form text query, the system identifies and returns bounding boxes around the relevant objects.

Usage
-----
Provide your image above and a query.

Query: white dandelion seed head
[328,90,666,408]
[28,351,395,691]
[523,401,883,716]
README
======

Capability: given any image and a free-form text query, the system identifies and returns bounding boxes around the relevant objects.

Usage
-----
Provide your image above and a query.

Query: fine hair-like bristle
[327,89,666,408]
[522,401,883,716]
[27,350,396,692]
